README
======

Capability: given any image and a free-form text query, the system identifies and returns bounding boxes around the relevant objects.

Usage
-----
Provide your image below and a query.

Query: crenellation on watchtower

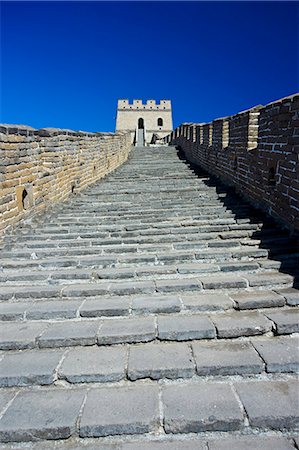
[116,98,173,145]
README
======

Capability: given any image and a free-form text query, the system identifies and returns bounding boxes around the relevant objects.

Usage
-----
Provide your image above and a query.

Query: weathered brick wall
[167,94,299,232]
[0,125,132,238]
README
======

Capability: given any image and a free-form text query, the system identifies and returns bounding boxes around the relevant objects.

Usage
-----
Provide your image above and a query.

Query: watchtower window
[157,118,163,127]
[138,118,144,129]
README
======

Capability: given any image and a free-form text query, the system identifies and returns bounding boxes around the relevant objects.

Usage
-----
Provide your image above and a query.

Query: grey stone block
[135,265,177,276]
[0,349,64,387]
[235,380,299,429]
[80,297,130,317]
[132,295,181,314]
[0,391,16,414]
[277,288,299,306]
[0,288,15,301]
[181,293,233,311]
[245,273,294,287]
[193,340,263,375]
[177,263,219,274]
[219,261,260,272]
[198,275,247,289]
[0,302,28,321]
[79,385,159,437]
[264,309,299,334]
[38,321,100,348]
[163,382,243,433]
[157,315,216,341]
[231,290,285,310]
[211,311,271,338]
[128,342,194,380]
[0,322,47,350]
[14,285,61,299]
[26,300,82,320]
[62,283,110,297]
[59,346,126,383]
[97,317,156,345]
[109,280,156,295]
[251,336,299,373]
[155,278,202,293]
[208,436,295,450]
[122,440,207,450]
[31,440,121,449]
[0,388,85,442]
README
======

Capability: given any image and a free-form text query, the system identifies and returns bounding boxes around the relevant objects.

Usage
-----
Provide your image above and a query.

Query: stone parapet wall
[166,94,299,232]
[0,125,132,238]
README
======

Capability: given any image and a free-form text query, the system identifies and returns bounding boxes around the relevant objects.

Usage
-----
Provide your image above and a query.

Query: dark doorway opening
[138,118,144,129]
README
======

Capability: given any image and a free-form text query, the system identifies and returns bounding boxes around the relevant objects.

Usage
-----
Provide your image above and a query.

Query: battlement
[118,99,171,110]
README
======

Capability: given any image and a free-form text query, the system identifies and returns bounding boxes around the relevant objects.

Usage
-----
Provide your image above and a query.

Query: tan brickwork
[0,126,132,239]
[166,94,299,232]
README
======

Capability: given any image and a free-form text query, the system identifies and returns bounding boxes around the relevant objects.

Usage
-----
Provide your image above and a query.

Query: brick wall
[0,125,132,239]
[167,94,299,232]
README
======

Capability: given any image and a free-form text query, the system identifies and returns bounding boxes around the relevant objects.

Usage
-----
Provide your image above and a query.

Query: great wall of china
[0,94,298,448]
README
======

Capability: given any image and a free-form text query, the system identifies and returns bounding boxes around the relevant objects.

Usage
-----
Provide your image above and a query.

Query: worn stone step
[0,378,297,442]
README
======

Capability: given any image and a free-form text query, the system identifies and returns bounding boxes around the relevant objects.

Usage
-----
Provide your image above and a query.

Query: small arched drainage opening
[268,167,276,186]
[233,157,238,171]
[16,185,33,211]
[22,189,28,209]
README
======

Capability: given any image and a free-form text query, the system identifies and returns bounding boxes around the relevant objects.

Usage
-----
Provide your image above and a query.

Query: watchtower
[115,99,173,146]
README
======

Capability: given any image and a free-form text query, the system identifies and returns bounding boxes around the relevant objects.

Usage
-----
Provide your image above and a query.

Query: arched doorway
[138,118,144,129]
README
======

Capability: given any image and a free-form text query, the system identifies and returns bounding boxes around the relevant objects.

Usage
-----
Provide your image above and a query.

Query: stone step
[0,378,297,442]
[0,306,298,351]
[0,335,298,388]
[0,290,297,322]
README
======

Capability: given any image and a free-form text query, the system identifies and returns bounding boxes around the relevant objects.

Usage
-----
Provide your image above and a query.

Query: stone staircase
[0,146,298,449]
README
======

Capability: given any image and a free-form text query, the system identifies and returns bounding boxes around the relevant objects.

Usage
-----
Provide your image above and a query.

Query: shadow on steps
[176,147,299,289]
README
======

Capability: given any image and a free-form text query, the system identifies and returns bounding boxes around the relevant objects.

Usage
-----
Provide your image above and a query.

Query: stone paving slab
[122,440,207,449]
[277,288,299,306]
[245,273,294,287]
[0,389,86,442]
[235,380,299,429]
[61,283,111,297]
[163,382,244,433]
[198,275,247,289]
[38,321,100,348]
[192,340,263,376]
[97,317,156,345]
[0,349,64,387]
[264,309,299,334]
[132,295,181,315]
[128,342,194,380]
[251,336,299,373]
[231,290,285,310]
[0,391,16,414]
[157,315,216,341]
[26,300,83,320]
[80,297,131,317]
[0,303,28,321]
[0,322,47,350]
[59,346,126,383]
[211,311,272,338]
[155,278,202,293]
[181,293,233,311]
[208,436,296,450]
[79,385,159,437]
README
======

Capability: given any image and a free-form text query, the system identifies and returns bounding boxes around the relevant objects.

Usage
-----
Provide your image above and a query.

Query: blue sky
[1,1,298,132]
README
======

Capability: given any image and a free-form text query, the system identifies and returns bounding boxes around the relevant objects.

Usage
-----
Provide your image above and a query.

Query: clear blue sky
[1,1,298,132]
